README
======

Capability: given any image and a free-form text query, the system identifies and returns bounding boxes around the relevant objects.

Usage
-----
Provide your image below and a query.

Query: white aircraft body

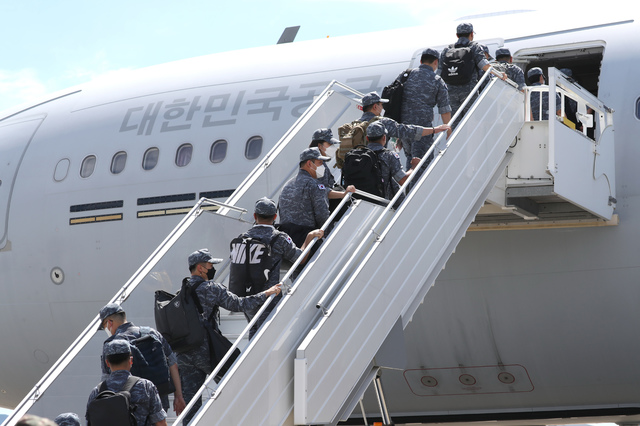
[1,9,640,425]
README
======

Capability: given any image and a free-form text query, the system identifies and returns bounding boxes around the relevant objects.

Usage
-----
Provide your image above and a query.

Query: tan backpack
[335,116,380,169]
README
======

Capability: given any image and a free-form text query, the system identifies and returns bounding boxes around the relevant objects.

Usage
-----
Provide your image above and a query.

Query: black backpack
[103,327,175,396]
[381,69,411,122]
[154,279,207,353]
[228,233,280,297]
[341,146,385,198]
[87,376,139,426]
[441,43,476,85]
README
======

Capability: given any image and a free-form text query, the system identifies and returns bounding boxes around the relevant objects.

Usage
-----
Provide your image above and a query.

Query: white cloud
[0,69,49,112]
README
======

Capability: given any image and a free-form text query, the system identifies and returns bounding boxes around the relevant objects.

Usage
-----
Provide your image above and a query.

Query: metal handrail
[314,72,517,318]
[171,193,355,424]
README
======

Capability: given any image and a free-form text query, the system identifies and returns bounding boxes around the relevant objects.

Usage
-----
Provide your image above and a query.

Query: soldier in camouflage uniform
[97,303,186,416]
[309,128,355,200]
[438,23,505,124]
[86,339,167,426]
[528,67,561,121]
[358,92,445,153]
[278,148,332,247]
[492,48,526,91]
[178,249,281,424]
[398,48,451,168]
[235,197,323,338]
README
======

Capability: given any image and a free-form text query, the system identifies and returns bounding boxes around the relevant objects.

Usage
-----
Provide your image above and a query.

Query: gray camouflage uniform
[367,142,407,200]
[530,82,561,121]
[240,224,302,338]
[491,61,526,91]
[399,64,451,162]
[278,169,329,234]
[438,37,489,118]
[177,275,266,424]
[100,322,177,411]
[86,369,166,426]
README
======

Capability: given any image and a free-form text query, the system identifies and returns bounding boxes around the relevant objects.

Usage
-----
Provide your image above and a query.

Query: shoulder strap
[98,380,108,393]
[122,375,139,393]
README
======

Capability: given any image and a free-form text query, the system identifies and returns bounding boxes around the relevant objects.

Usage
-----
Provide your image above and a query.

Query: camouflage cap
[527,67,544,79]
[54,413,81,426]
[97,303,125,330]
[104,339,131,356]
[312,128,340,145]
[456,22,474,34]
[188,248,223,267]
[366,121,388,138]
[559,68,575,81]
[360,91,388,107]
[300,147,331,162]
[495,48,511,58]
[421,48,439,59]
[254,197,277,216]
[16,415,57,426]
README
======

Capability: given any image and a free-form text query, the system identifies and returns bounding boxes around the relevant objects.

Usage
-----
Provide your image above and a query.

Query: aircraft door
[0,115,45,249]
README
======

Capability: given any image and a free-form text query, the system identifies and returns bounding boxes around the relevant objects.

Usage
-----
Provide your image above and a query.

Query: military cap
[300,147,331,162]
[188,248,223,267]
[255,197,277,216]
[366,121,388,138]
[104,339,131,356]
[360,91,388,107]
[527,67,544,79]
[97,303,125,330]
[421,48,439,59]
[495,48,511,58]
[559,68,575,82]
[54,413,81,426]
[312,128,339,145]
[456,23,474,34]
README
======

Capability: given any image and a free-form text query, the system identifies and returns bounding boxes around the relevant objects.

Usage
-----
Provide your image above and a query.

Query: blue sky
[0,0,506,112]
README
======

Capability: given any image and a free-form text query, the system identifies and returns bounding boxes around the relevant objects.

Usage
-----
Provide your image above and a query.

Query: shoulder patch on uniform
[318,184,326,190]
[285,235,293,245]
[391,151,400,159]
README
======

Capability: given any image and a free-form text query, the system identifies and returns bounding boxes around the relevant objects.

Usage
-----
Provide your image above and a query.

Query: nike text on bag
[441,45,475,85]
[341,146,385,198]
[228,234,279,297]
[87,376,139,426]
[154,279,206,353]
[381,69,411,122]
[336,117,380,169]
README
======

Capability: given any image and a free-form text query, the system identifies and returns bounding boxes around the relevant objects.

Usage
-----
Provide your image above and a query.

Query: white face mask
[314,163,325,179]
[325,144,338,158]
[104,327,112,338]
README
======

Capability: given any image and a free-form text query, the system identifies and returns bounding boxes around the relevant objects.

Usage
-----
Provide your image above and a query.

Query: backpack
[336,117,380,169]
[154,278,207,353]
[228,233,280,297]
[87,375,139,426]
[381,69,411,122]
[341,146,385,198]
[440,43,476,85]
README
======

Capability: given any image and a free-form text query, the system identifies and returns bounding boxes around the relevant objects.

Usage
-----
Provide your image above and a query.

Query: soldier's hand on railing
[265,283,283,297]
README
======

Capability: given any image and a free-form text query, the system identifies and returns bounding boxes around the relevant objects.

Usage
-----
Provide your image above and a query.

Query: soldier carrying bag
[86,376,139,426]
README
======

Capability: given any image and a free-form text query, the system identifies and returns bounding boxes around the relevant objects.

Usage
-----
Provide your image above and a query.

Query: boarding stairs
[2,67,616,426]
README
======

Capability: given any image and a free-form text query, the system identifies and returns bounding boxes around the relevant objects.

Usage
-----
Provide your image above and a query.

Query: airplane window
[210,140,227,164]
[54,158,70,182]
[245,136,263,160]
[111,151,127,174]
[143,147,160,171]
[176,143,193,167]
[80,155,96,178]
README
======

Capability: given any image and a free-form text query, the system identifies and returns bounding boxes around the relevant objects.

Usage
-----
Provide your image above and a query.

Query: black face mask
[206,266,216,281]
